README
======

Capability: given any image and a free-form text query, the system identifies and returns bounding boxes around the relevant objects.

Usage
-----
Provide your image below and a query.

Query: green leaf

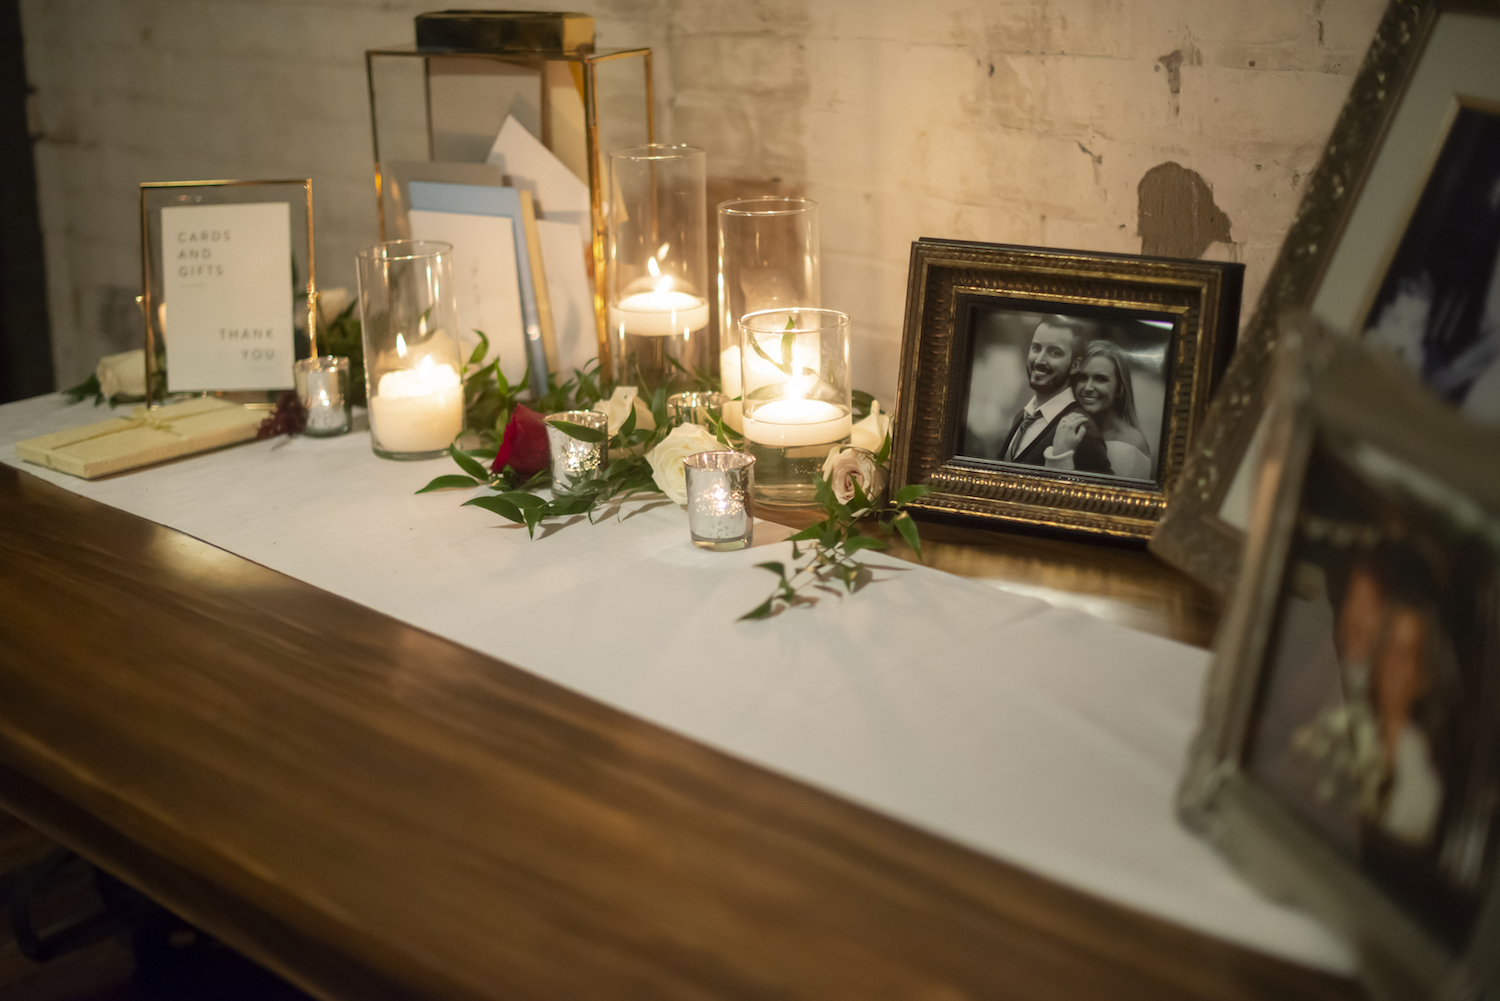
[495,490,547,512]
[843,534,889,553]
[755,561,787,579]
[787,524,823,543]
[739,598,776,621]
[894,483,932,507]
[467,330,490,367]
[875,429,892,466]
[463,494,524,523]
[449,443,492,481]
[618,403,637,441]
[894,511,923,559]
[546,419,607,443]
[416,474,481,493]
[851,389,875,420]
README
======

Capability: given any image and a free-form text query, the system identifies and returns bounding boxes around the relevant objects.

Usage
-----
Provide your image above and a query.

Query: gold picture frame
[1150,0,1500,593]
[1178,317,1500,1000]
[888,239,1242,541]
[140,178,317,409]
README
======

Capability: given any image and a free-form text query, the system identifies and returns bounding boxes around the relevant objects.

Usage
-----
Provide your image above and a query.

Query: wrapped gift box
[16,397,265,479]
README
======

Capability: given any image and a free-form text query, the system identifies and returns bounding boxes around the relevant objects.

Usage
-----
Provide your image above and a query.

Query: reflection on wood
[763,506,1223,649]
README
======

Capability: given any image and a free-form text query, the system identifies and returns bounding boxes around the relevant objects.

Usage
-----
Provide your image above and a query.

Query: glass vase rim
[718,196,818,217]
[545,408,608,423]
[739,307,850,335]
[357,239,452,263]
[684,449,755,471]
[608,143,705,162]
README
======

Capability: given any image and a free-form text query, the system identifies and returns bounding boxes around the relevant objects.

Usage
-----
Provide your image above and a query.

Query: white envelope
[407,209,528,387]
[536,219,596,376]
[486,115,591,246]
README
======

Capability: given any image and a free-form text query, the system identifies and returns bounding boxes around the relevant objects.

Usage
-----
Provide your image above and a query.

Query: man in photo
[996,317,1111,473]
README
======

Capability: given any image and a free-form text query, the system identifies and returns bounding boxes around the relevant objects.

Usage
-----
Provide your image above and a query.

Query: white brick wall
[22,0,1385,403]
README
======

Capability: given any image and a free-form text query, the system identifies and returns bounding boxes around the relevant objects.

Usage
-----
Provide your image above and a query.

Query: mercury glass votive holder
[294,356,352,437]
[666,391,726,428]
[545,410,609,491]
[684,451,755,551]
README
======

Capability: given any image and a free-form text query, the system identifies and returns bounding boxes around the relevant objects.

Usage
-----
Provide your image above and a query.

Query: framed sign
[888,239,1241,541]
[1179,319,1500,1000]
[1151,0,1500,594]
[140,179,316,407]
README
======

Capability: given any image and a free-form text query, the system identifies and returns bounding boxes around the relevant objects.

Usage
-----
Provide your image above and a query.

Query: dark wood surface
[0,464,1359,1001]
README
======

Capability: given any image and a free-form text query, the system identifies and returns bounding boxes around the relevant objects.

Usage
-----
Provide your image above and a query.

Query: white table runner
[0,394,1353,973]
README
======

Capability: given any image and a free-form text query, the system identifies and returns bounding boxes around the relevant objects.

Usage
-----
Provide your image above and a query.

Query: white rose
[849,400,892,453]
[593,385,657,435]
[318,287,354,324]
[821,446,887,506]
[96,349,147,399]
[646,422,722,505]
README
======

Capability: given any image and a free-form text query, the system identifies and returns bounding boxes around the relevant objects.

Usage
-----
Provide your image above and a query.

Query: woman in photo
[1045,340,1153,479]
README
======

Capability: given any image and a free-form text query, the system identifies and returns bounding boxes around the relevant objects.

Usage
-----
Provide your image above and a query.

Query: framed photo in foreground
[1179,321,1500,1000]
[1151,0,1500,593]
[888,239,1241,541]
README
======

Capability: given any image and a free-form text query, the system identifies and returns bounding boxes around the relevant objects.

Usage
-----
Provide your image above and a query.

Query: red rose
[491,404,549,476]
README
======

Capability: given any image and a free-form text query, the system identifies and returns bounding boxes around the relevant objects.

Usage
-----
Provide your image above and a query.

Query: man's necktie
[1008,410,1043,460]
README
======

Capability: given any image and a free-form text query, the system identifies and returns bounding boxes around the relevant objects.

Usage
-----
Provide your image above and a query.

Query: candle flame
[654,274,674,295]
[396,333,408,358]
[418,355,434,377]
[647,257,660,279]
[317,388,329,406]
[656,242,671,261]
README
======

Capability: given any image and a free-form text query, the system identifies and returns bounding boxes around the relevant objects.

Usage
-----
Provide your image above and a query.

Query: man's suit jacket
[997,401,1111,473]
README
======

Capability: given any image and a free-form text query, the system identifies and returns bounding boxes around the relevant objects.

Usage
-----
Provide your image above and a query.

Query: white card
[536,219,596,375]
[161,202,294,392]
[407,208,528,387]
[486,115,591,245]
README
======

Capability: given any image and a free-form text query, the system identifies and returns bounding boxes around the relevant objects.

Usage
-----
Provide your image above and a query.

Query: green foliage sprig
[417,381,674,537]
[741,472,930,621]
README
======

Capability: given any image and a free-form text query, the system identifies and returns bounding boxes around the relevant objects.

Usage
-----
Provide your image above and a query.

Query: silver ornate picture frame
[1151,0,1500,594]
[888,238,1241,541]
[1179,319,1500,1001]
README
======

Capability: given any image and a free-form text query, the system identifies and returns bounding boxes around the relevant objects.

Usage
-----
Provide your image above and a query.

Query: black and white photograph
[957,304,1174,484]
[1242,438,1500,949]
[1362,105,1500,425]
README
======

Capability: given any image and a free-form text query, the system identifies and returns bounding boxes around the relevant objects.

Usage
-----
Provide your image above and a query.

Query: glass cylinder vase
[606,144,710,392]
[717,197,820,404]
[739,308,851,507]
[357,240,465,460]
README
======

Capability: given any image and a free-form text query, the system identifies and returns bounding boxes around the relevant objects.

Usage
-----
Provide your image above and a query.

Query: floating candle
[741,398,852,449]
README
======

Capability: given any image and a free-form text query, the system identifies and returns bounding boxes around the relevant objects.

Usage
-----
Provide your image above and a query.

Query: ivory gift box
[16,397,265,479]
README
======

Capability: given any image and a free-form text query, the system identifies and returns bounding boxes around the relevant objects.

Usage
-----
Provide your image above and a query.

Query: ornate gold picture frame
[888,239,1242,541]
[1151,0,1500,593]
[1179,319,1500,1000]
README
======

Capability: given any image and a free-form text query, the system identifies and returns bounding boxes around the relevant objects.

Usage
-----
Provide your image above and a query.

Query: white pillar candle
[741,398,852,448]
[609,289,710,337]
[369,358,464,454]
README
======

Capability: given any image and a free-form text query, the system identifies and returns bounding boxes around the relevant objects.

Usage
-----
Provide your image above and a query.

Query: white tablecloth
[0,394,1353,973]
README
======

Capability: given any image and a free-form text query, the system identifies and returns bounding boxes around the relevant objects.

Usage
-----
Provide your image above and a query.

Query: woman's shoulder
[1107,423,1151,453]
[1104,439,1152,479]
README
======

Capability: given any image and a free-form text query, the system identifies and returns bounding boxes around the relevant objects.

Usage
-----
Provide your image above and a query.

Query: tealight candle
[545,410,609,491]
[368,356,464,456]
[294,356,351,437]
[684,451,755,551]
